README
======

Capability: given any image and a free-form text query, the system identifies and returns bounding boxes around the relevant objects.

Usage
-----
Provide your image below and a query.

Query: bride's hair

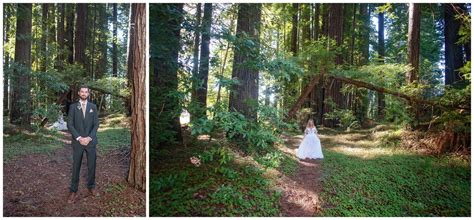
[306,119,315,129]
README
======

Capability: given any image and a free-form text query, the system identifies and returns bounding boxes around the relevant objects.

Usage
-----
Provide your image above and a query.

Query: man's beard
[80,96,88,101]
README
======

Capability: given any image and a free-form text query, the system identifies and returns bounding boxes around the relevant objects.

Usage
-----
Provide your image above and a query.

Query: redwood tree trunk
[313,3,320,40]
[444,3,465,85]
[97,4,108,79]
[377,8,385,120]
[359,3,370,65]
[56,3,65,70]
[407,3,421,84]
[10,3,32,129]
[151,4,184,144]
[66,4,74,65]
[193,3,212,120]
[127,3,146,192]
[4,5,10,113]
[112,3,118,77]
[328,4,344,65]
[74,4,87,67]
[41,4,49,72]
[190,3,201,121]
[323,3,345,127]
[228,3,261,121]
[290,3,298,56]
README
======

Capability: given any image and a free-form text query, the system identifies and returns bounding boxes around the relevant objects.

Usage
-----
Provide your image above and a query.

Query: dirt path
[277,133,324,217]
[3,131,145,217]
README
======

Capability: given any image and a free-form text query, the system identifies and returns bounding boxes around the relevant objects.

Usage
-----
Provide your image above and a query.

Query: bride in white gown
[296,119,324,159]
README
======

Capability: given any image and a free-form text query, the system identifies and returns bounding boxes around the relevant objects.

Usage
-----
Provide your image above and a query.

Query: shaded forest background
[152,3,471,156]
[3,2,146,205]
[4,3,131,129]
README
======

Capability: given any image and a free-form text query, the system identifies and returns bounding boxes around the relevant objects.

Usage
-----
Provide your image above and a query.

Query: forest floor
[3,114,146,217]
[151,124,470,217]
[277,133,323,216]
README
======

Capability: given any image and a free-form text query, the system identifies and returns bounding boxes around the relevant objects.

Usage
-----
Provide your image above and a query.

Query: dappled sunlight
[98,126,130,132]
[328,145,412,159]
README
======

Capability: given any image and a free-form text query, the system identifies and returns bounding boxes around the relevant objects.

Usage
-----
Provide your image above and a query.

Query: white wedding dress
[296,127,324,159]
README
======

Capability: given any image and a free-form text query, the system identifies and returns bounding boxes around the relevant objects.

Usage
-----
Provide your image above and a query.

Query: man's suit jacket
[67,100,99,147]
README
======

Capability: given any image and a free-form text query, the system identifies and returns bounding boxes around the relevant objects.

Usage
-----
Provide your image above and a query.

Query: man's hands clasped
[78,136,93,146]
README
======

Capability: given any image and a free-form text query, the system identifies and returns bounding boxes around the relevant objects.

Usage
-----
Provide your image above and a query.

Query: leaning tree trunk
[228,3,262,121]
[10,3,32,129]
[127,3,146,192]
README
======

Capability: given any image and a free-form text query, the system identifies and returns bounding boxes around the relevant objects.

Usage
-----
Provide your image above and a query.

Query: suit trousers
[70,144,97,192]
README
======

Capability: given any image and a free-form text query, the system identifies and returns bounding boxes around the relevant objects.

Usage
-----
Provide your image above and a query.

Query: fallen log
[287,74,470,119]
[328,75,469,111]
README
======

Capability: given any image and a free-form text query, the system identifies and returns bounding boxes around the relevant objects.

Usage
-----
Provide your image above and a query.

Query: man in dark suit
[67,85,100,203]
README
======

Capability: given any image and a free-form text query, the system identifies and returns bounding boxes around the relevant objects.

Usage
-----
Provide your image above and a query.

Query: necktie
[82,102,86,118]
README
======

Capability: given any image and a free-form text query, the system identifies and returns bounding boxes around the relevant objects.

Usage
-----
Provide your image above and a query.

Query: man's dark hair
[78,85,89,92]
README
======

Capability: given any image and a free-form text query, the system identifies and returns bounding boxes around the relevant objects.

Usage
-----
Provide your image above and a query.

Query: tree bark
[323,4,345,127]
[350,4,357,66]
[151,4,184,144]
[290,3,298,56]
[193,3,212,120]
[66,4,74,65]
[127,3,146,192]
[97,4,108,79]
[302,4,311,46]
[313,3,320,40]
[10,3,32,129]
[359,3,370,65]
[228,3,261,121]
[112,3,118,77]
[190,3,202,121]
[74,4,87,67]
[40,4,49,72]
[377,10,385,63]
[56,3,65,70]
[407,3,421,83]
[321,4,329,38]
[328,4,344,65]
[4,5,11,113]
[444,3,465,85]
[377,7,385,120]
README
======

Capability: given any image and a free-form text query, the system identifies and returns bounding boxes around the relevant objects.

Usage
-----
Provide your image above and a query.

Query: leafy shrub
[254,151,284,169]
[191,104,292,154]
[324,98,360,130]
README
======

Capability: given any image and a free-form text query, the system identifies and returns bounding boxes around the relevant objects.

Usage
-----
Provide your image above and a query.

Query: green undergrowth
[319,127,470,216]
[150,136,301,216]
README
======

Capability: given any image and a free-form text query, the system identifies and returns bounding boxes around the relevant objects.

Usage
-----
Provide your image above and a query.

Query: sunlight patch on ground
[329,145,411,159]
